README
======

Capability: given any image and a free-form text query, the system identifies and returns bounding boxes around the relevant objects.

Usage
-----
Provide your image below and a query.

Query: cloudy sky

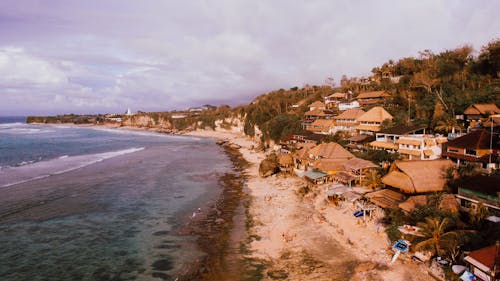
[0,1,499,115]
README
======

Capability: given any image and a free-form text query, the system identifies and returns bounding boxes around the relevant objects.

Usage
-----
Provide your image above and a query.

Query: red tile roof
[446,129,499,150]
[467,243,500,271]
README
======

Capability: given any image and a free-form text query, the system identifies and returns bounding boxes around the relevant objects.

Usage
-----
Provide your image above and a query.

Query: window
[465,148,476,156]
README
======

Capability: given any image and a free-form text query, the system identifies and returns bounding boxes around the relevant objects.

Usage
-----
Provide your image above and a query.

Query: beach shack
[364,189,406,209]
[463,242,500,281]
[341,157,378,184]
[304,170,328,185]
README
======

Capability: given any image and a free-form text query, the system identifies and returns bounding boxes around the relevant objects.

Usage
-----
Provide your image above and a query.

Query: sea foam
[0,147,145,188]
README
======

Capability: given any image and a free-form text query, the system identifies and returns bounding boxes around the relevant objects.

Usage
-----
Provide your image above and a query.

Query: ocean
[0,117,234,280]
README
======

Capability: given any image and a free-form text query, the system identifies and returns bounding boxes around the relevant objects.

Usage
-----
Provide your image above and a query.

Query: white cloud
[0,0,499,115]
[0,47,67,86]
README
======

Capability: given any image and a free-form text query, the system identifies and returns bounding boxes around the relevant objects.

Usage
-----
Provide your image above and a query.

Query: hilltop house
[464,103,500,129]
[355,106,393,135]
[308,101,326,111]
[333,108,365,134]
[324,92,355,110]
[441,129,499,170]
[339,100,360,111]
[356,91,390,107]
[381,159,454,194]
[369,125,448,160]
[463,243,500,281]
[306,119,335,135]
[303,109,335,129]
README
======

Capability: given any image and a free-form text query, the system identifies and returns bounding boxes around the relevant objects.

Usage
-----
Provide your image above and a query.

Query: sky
[0,1,499,115]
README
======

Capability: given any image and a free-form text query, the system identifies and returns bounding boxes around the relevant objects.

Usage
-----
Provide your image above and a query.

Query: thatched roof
[356,124,382,132]
[341,158,378,171]
[308,142,354,160]
[365,189,405,209]
[305,108,326,117]
[313,159,346,173]
[370,141,399,150]
[327,92,346,99]
[464,104,500,115]
[310,119,335,127]
[309,101,325,108]
[399,195,428,212]
[439,194,459,213]
[332,171,357,183]
[381,159,454,194]
[293,143,316,160]
[356,91,390,99]
[278,154,293,166]
[396,138,422,146]
[398,148,421,156]
[334,108,365,120]
[356,106,393,123]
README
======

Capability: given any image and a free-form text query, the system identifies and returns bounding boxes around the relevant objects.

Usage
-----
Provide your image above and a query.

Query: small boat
[452,265,466,274]
[392,239,409,252]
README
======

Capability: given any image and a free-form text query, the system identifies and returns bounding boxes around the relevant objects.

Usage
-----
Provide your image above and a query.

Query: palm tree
[361,170,382,189]
[415,217,459,257]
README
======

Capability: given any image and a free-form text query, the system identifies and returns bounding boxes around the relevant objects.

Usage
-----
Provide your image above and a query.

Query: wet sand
[186,129,436,281]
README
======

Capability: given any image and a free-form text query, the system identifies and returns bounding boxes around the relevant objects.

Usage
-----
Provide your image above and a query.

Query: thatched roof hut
[398,195,428,212]
[312,159,345,174]
[356,106,393,123]
[365,189,405,209]
[308,142,354,160]
[341,158,378,173]
[381,159,454,194]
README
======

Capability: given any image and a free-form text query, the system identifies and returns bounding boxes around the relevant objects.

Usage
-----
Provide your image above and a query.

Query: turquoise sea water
[0,119,232,280]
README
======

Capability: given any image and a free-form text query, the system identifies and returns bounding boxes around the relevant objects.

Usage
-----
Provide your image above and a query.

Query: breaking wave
[0,147,145,188]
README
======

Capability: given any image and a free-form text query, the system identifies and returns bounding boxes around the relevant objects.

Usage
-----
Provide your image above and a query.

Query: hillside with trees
[238,39,499,143]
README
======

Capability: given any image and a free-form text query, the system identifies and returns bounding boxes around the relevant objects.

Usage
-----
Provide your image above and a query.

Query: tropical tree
[361,170,383,189]
[469,203,490,227]
[414,217,459,257]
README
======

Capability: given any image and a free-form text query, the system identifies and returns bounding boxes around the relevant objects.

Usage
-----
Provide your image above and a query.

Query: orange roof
[309,101,325,108]
[356,106,393,123]
[305,108,326,117]
[398,148,421,156]
[464,104,500,115]
[308,142,354,160]
[382,159,454,193]
[396,138,422,146]
[370,141,399,150]
[327,92,346,99]
[334,108,365,120]
[465,243,500,271]
[313,159,346,173]
[310,119,335,127]
[356,91,390,99]
[357,124,382,132]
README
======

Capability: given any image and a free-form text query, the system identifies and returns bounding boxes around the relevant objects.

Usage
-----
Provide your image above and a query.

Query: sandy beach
[186,129,437,281]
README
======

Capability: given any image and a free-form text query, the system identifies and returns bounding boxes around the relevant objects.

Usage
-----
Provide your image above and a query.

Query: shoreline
[15,123,439,280]
[185,129,437,281]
